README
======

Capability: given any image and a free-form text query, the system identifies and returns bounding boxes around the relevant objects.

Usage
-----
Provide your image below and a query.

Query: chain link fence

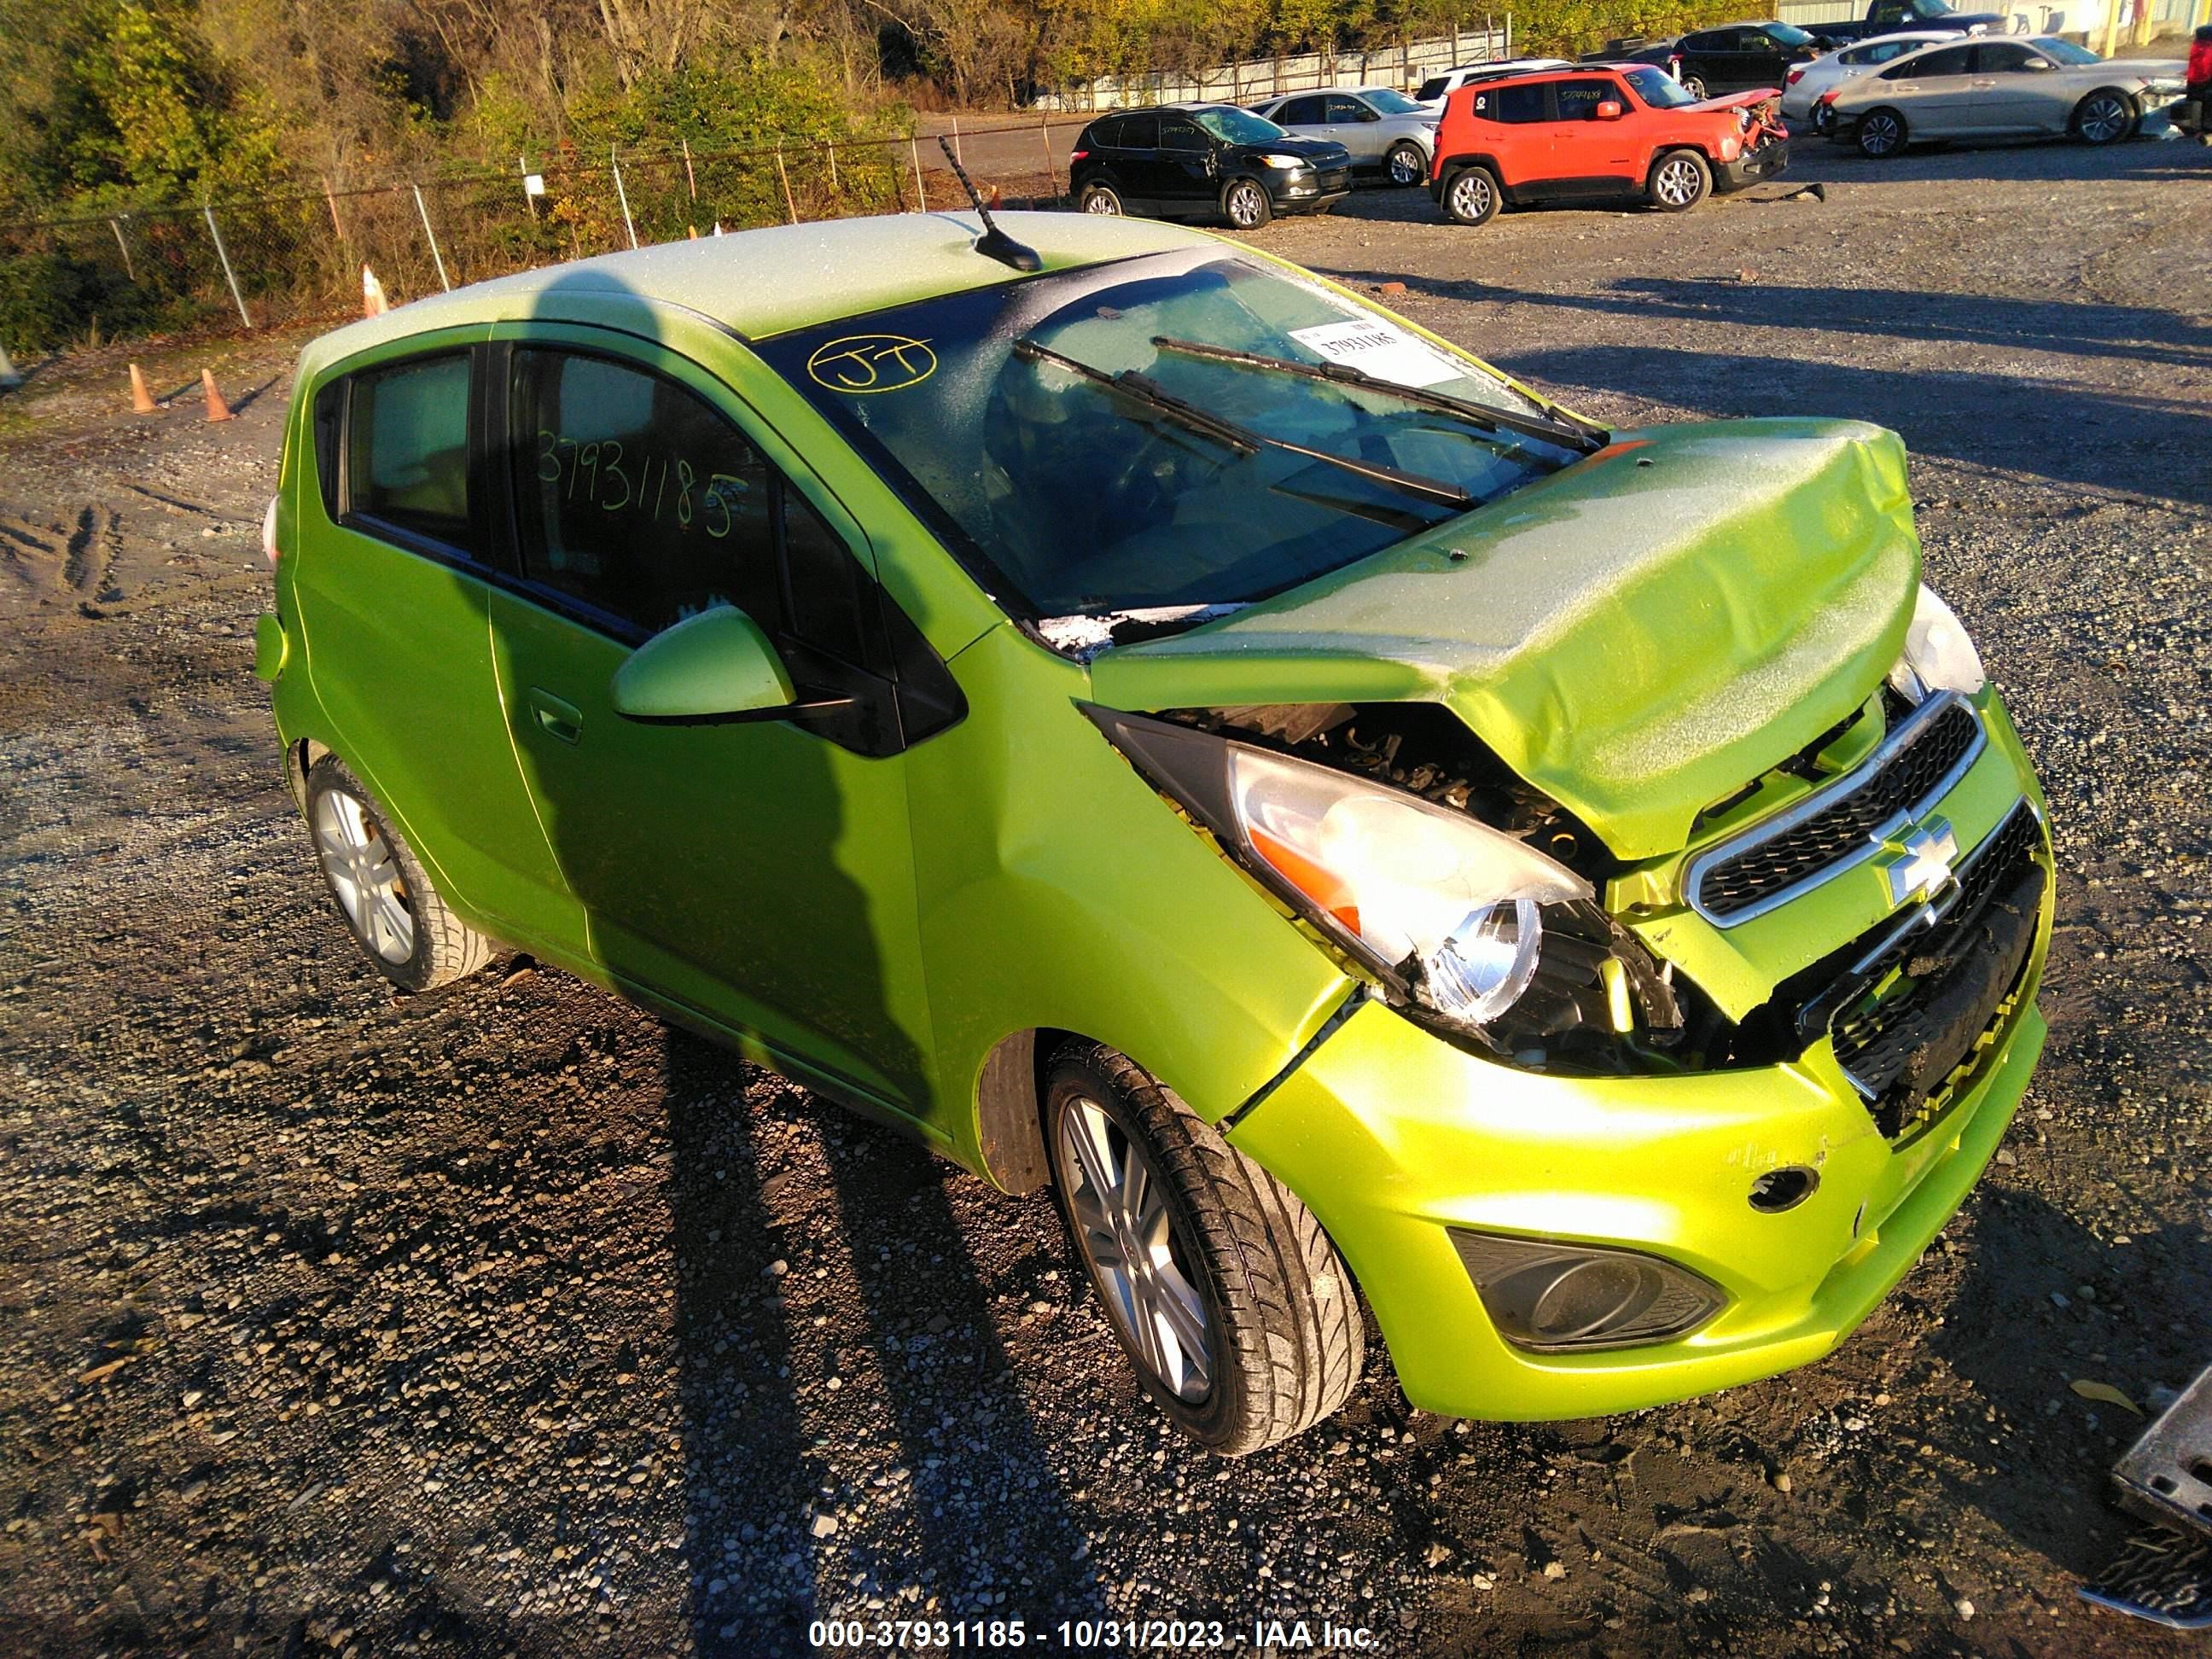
[0,123,1080,358]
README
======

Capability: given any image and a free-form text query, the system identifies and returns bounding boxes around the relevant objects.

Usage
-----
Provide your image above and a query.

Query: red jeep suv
[1430,63,1789,224]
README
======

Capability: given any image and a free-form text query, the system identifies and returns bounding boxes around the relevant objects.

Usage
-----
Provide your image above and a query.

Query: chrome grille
[1688,693,1985,926]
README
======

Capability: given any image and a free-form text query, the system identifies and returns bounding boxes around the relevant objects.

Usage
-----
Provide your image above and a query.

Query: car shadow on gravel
[661,1028,1104,1653]
[1921,1181,2209,1579]
[1483,343,2212,505]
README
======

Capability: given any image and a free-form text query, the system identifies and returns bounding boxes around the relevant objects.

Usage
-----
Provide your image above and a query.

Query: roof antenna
[936,135,1042,273]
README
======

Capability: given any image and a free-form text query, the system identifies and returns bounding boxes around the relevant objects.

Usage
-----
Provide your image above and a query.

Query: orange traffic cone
[687,224,698,240]
[129,363,158,415]
[362,265,389,318]
[201,369,233,423]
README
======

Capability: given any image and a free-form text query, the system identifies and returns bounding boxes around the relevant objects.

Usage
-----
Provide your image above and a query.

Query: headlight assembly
[1888,582,1987,705]
[1258,154,1311,170]
[1083,707,1592,1037]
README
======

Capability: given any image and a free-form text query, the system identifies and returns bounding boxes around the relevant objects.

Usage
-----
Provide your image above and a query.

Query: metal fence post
[910,136,927,210]
[108,218,135,282]
[202,202,253,329]
[682,138,698,202]
[609,148,639,249]
[776,146,800,224]
[1040,114,1057,198]
[410,184,453,290]
[826,140,838,194]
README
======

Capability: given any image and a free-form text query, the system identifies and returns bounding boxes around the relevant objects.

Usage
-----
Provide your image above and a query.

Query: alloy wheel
[1388,144,1423,185]
[312,788,414,963]
[1654,156,1704,207]
[1227,182,1266,228]
[2078,94,2130,143]
[1684,77,1707,100]
[1861,112,1903,155]
[1060,1094,1214,1401]
[1448,171,1494,221]
[1081,187,1121,215]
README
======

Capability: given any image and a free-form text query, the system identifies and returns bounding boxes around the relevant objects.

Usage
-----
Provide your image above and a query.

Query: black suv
[1068,104,1353,229]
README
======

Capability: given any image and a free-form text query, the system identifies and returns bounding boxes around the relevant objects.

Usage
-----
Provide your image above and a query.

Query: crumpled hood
[1087,417,1921,861]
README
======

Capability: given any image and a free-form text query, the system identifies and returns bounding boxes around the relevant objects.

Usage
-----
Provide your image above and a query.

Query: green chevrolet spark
[257,208,2052,1455]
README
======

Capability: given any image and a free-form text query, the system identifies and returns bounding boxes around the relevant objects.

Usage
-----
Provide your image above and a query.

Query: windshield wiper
[1150,335,1609,456]
[1011,338,1476,514]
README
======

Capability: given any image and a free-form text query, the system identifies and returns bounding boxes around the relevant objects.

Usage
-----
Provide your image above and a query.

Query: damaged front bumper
[1225,688,2053,1420]
[1716,138,1790,191]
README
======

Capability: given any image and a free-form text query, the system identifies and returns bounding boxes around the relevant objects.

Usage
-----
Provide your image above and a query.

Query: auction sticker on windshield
[1288,319,1460,388]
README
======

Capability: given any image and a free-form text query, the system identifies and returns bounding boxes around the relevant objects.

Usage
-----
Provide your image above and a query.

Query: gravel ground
[1,131,2209,1659]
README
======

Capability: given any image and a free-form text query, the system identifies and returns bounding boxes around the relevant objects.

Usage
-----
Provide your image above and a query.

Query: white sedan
[1782,31,1957,130]
[1825,35,2186,154]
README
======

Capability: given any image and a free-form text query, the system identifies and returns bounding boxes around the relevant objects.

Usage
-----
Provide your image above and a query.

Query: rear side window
[1278,96,1327,125]
[346,353,473,547]
[1087,117,1124,148]
[1474,82,1550,123]
[1417,76,1448,102]
[1890,44,1972,76]
[1120,114,1161,148]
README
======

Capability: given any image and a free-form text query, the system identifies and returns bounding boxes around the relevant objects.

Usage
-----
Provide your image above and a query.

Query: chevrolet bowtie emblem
[1881,818,1959,908]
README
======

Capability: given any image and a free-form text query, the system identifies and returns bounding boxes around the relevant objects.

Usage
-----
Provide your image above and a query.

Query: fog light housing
[1450,1230,1726,1351]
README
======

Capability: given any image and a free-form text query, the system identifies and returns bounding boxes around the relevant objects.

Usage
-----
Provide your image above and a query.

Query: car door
[1548,76,1639,191]
[289,337,581,953]
[486,331,940,1115]
[1883,42,1979,133]
[1271,94,1329,138]
[1970,40,2064,132]
[1156,115,1219,207]
[1113,112,1167,211]
[1732,27,1793,90]
[1324,93,1387,163]
[1466,79,1553,188]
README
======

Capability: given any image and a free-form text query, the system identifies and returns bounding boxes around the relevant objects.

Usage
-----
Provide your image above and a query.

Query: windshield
[1625,65,1699,108]
[1362,89,1427,115]
[756,253,1580,620]
[1193,107,1285,144]
[2035,37,2100,63]
[1770,21,1816,44]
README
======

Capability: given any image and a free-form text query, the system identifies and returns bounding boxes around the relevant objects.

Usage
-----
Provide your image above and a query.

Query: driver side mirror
[612,604,846,725]
[1596,100,1624,119]
[2023,56,2053,70]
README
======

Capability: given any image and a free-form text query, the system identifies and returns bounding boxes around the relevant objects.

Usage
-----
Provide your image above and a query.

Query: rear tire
[1441,165,1502,225]
[304,755,492,992]
[1648,148,1712,211]
[1077,181,1124,215]
[1221,177,1272,230]
[1043,1042,1365,1457]
[1683,76,1708,101]
[1385,140,1428,186]
[1857,106,1908,157]
[2071,89,2135,145]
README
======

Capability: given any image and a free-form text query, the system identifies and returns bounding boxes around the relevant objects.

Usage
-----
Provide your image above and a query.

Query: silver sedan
[1248,87,1439,184]
[1825,35,2186,155]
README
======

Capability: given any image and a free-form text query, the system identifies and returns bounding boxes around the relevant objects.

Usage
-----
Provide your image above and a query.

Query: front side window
[1767,22,1816,46]
[1556,78,1625,119]
[1975,41,2040,71]
[1161,119,1208,152]
[1195,107,1286,143]
[2035,38,2101,64]
[1325,95,1375,122]
[755,252,1580,621]
[1625,65,1698,108]
[346,353,474,549]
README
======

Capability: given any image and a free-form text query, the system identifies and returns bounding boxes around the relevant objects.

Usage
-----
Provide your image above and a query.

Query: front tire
[1441,165,1502,225]
[1385,141,1428,186]
[1648,148,1712,211]
[1221,177,1272,230]
[304,755,492,992]
[2072,90,2136,145]
[1044,1042,1365,1457]
[1857,106,1908,157]
[1077,181,1124,215]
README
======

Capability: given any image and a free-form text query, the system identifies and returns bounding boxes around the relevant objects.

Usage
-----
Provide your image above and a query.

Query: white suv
[1412,59,1574,113]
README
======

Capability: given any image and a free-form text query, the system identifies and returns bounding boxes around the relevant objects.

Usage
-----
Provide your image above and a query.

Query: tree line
[1,0,1750,220]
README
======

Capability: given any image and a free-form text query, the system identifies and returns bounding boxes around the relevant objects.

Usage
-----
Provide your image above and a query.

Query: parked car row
[1065,32,2186,234]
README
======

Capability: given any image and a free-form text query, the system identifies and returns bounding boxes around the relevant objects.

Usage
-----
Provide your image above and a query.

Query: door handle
[1970,78,1994,87]
[527,687,584,744]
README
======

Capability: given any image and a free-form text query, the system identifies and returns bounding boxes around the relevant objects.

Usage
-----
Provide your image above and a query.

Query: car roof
[297,212,1213,375]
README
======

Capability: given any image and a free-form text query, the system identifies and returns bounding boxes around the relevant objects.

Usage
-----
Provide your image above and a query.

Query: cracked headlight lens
[1888,582,1986,705]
